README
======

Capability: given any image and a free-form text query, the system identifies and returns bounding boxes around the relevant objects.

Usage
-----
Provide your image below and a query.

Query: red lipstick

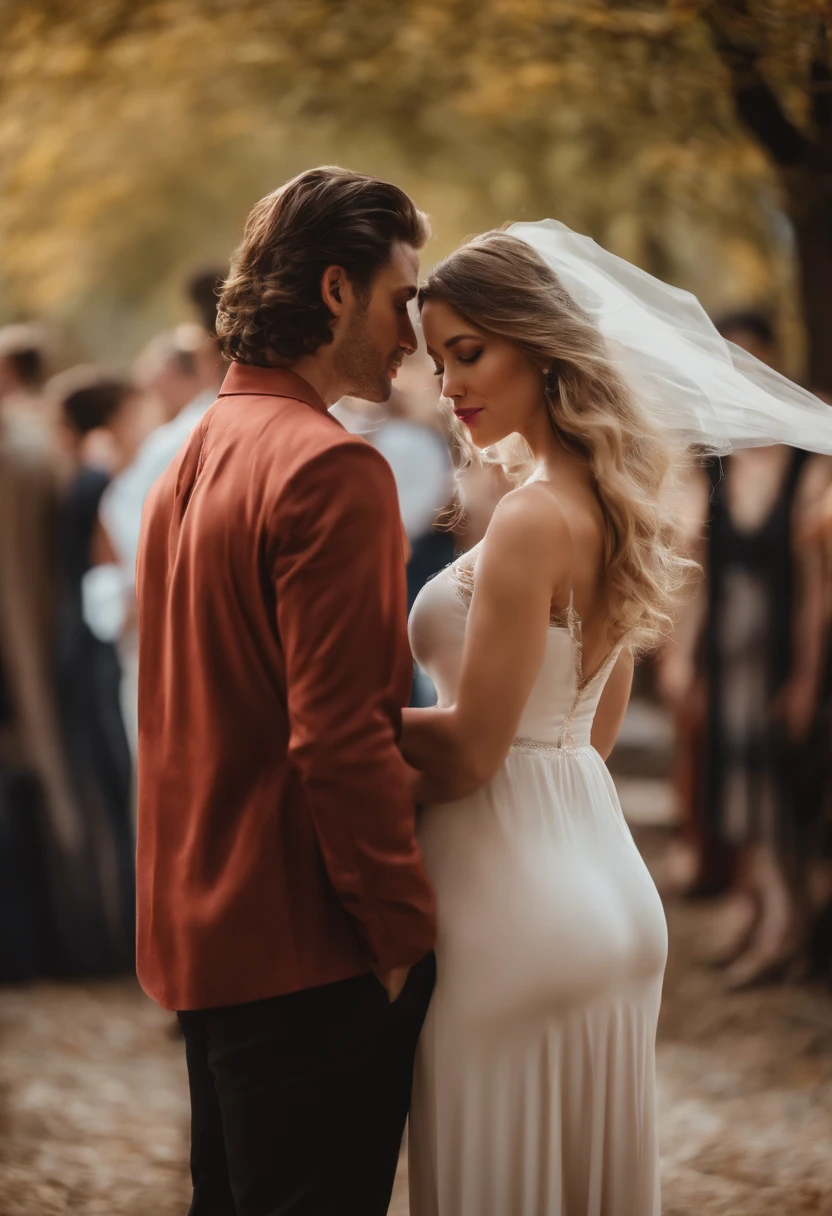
[454,407,484,428]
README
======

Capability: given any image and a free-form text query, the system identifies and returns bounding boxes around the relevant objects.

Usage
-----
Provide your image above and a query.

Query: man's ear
[321,265,347,316]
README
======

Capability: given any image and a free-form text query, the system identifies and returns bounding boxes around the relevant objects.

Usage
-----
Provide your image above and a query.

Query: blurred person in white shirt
[84,325,224,767]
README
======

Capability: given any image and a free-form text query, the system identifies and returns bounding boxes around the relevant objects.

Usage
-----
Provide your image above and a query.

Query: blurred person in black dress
[49,366,138,975]
[0,362,72,981]
[659,312,831,988]
[790,394,832,985]
[0,363,138,983]
[0,323,75,981]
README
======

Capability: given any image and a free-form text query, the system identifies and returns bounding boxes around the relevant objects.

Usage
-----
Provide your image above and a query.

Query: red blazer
[135,364,436,1011]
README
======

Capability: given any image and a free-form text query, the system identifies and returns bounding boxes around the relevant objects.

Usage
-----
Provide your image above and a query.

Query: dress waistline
[510,736,593,757]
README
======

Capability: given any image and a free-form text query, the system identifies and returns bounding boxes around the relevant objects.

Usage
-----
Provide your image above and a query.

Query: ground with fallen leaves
[1,825,830,1215]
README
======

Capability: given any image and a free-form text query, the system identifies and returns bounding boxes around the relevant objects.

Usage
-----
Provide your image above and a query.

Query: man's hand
[374,966,410,1003]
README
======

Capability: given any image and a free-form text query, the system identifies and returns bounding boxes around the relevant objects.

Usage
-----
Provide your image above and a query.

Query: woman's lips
[454,407,484,427]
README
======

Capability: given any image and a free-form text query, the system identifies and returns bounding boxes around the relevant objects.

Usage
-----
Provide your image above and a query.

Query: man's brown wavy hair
[216,167,430,367]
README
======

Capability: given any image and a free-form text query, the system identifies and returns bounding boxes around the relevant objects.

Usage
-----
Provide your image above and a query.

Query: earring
[544,368,558,396]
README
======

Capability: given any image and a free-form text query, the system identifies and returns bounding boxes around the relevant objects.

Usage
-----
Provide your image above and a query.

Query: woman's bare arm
[401,487,573,803]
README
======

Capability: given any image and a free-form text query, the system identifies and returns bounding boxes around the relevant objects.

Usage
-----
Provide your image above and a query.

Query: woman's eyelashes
[432,349,483,377]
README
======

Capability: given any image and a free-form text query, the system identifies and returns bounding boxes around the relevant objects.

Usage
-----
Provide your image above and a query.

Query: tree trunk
[789,173,832,396]
[704,5,832,394]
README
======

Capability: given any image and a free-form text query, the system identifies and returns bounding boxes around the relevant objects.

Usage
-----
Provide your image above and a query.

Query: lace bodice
[408,545,621,754]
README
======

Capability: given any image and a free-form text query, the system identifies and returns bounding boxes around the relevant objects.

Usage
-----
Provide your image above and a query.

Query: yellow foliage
[0,0,823,365]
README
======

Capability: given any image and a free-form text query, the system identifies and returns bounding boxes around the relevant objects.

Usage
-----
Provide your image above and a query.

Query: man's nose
[399,312,418,356]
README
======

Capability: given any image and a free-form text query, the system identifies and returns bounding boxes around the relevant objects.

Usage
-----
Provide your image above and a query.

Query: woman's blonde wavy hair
[418,231,694,655]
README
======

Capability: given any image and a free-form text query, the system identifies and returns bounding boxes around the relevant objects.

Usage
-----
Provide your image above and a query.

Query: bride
[400,222,832,1215]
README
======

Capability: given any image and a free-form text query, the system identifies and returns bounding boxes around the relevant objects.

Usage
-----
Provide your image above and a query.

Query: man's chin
[353,376,393,405]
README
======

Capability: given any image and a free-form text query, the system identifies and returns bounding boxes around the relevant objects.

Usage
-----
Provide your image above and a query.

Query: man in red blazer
[136,167,437,1215]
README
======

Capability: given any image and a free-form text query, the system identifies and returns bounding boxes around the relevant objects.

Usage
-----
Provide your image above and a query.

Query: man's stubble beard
[334,301,394,404]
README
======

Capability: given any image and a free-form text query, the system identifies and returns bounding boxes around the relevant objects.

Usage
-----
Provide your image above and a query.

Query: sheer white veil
[509,219,832,456]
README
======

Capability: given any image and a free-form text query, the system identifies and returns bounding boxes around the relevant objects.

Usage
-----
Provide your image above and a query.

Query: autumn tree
[703,0,832,392]
[0,0,822,376]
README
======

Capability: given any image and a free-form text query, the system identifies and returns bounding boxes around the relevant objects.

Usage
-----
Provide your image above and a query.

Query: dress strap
[550,587,576,631]
[563,589,580,643]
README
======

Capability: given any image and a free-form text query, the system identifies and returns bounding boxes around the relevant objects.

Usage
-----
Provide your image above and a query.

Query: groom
[135,167,437,1215]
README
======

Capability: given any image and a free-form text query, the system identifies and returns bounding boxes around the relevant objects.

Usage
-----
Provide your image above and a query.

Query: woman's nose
[443,373,464,400]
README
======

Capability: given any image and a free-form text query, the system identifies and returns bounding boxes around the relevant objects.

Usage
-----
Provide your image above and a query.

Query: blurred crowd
[2,282,832,996]
[0,270,227,983]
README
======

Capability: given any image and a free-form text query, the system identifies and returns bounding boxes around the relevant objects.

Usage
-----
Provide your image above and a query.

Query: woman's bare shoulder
[477,481,575,592]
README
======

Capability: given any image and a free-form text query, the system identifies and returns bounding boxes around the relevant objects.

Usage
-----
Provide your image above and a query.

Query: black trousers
[177,954,435,1216]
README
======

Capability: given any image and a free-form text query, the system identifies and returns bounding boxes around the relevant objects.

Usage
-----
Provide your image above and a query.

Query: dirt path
[1,833,830,1214]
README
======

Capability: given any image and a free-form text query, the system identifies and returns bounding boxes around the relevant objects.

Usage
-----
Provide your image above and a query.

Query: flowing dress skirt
[409,746,667,1216]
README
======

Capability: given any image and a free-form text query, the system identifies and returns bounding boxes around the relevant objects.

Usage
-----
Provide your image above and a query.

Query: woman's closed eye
[433,350,483,377]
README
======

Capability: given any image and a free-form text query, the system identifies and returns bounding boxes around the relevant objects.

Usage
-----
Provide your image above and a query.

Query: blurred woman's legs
[722,843,799,989]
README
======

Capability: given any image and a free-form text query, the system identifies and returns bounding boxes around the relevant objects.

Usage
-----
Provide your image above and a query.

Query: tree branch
[810,34,832,135]
[703,5,810,167]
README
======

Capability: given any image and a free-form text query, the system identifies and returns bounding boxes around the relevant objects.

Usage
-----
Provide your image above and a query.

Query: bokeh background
[1,0,829,382]
[2,3,832,1215]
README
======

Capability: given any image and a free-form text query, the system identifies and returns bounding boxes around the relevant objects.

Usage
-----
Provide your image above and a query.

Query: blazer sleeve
[272,440,436,971]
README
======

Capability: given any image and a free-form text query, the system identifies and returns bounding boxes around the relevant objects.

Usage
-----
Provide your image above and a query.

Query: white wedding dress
[407,545,668,1216]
